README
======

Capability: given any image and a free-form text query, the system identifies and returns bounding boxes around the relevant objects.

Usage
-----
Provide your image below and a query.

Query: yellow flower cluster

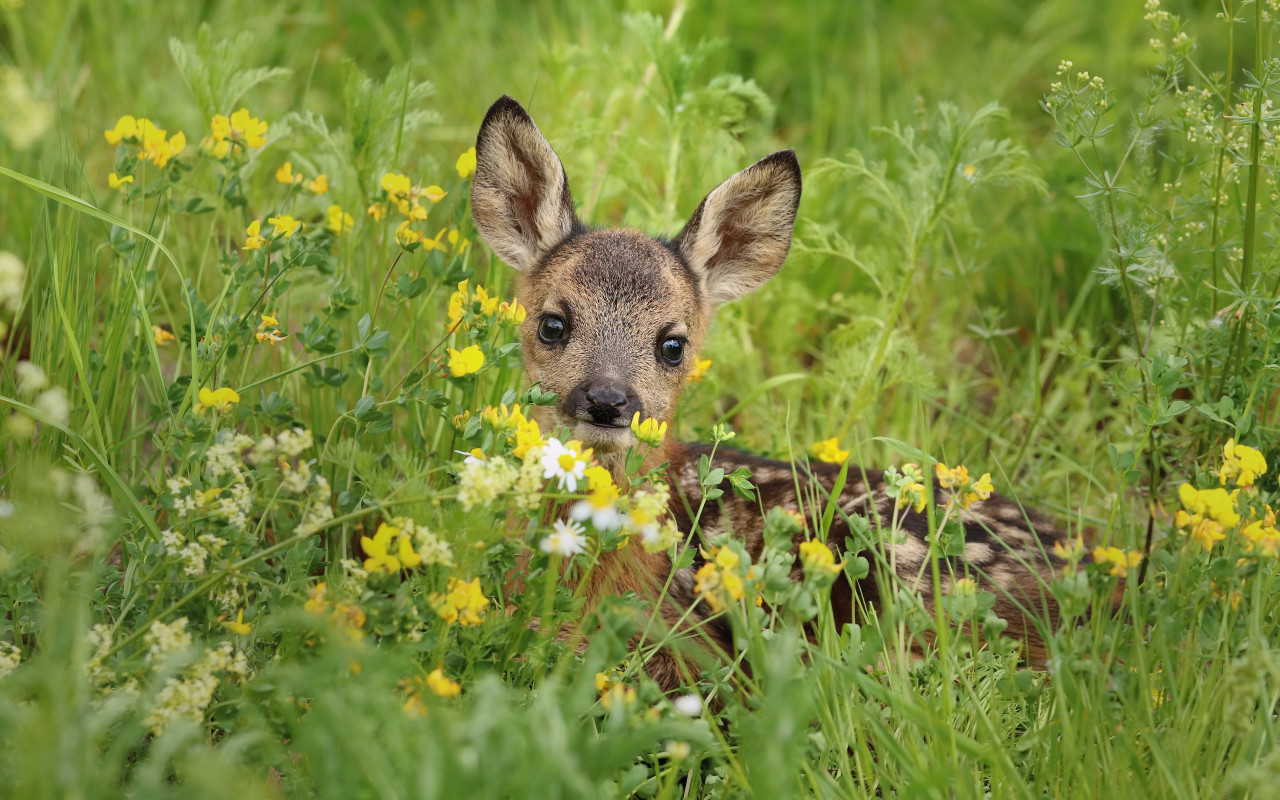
[630,413,667,448]
[446,280,525,331]
[202,108,268,158]
[1175,484,1238,551]
[360,518,454,574]
[1092,546,1142,577]
[694,546,757,613]
[104,115,187,178]
[799,538,844,578]
[1218,438,1267,488]
[275,161,328,195]
[431,577,489,626]
[195,386,240,414]
[1242,506,1279,558]
[935,463,993,510]
[810,437,849,464]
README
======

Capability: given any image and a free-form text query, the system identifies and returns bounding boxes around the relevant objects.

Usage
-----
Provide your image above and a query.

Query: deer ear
[472,95,579,271]
[674,150,801,305]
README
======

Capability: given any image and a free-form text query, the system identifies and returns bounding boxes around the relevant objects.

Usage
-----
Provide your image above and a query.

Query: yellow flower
[426,667,461,698]
[1092,546,1142,577]
[381,172,412,204]
[799,538,844,577]
[304,582,330,614]
[104,115,139,145]
[361,522,403,574]
[1219,438,1267,488]
[447,229,469,251]
[934,464,992,510]
[935,463,971,489]
[630,413,668,448]
[130,119,184,167]
[447,345,485,377]
[221,609,252,637]
[1178,483,1241,528]
[325,205,355,236]
[275,161,302,185]
[152,325,175,346]
[694,546,753,612]
[258,311,279,330]
[398,532,423,569]
[268,215,302,238]
[200,135,230,159]
[445,280,501,330]
[108,172,134,190]
[243,219,266,250]
[456,146,477,178]
[810,438,849,464]
[307,174,329,194]
[255,330,288,346]
[498,299,527,324]
[196,386,240,413]
[584,465,619,507]
[367,202,387,221]
[1052,535,1086,565]
[687,358,712,383]
[431,577,488,626]
[422,185,446,203]
[903,481,927,513]
[512,415,544,460]
[1241,506,1279,558]
[211,108,268,149]
[395,220,424,249]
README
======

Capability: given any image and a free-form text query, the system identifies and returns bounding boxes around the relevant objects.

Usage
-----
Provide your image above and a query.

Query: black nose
[567,379,639,426]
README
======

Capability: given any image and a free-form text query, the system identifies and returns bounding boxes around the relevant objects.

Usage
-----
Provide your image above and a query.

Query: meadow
[1,0,1279,797]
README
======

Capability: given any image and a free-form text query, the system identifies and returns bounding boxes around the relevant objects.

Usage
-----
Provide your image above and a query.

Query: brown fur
[472,95,1065,691]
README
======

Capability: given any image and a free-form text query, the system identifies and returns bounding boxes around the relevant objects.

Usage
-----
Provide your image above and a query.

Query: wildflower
[431,577,488,626]
[512,415,544,460]
[1092,546,1142,577]
[395,220,424,250]
[570,465,624,530]
[961,163,978,183]
[14,361,48,393]
[447,229,469,251]
[108,172,133,190]
[257,311,279,330]
[152,325,175,346]
[196,386,240,413]
[144,617,192,664]
[367,202,387,221]
[221,609,252,636]
[482,403,524,431]
[104,115,139,145]
[243,219,266,250]
[694,547,748,612]
[255,329,287,346]
[1178,483,1240,528]
[540,438,590,491]
[935,463,993,510]
[498,298,527,324]
[664,741,692,760]
[799,538,844,577]
[137,122,184,168]
[422,185,446,203]
[307,174,329,194]
[540,519,588,557]
[952,577,977,596]
[275,161,303,185]
[361,522,404,574]
[34,387,70,426]
[884,463,927,513]
[0,642,21,680]
[268,215,301,238]
[1241,507,1279,558]
[426,667,461,698]
[210,108,268,149]
[687,358,712,382]
[810,437,849,464]
[456,146,477,178]
[1052,535,1086,566]
[446,344,485,377]
[381,172,412,202]
[331,602,367,642]
[304,582,330,614]
[445,280,501,330]
[630,413,668,448]
[325,204,355,235]
[673,694,702,716]
[1219,439,1267,488]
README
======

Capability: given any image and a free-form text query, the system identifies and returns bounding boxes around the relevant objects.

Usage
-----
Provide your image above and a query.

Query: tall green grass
[1,0,1278,797]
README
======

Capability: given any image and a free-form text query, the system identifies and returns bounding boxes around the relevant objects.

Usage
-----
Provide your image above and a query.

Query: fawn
[471,95,1065,690]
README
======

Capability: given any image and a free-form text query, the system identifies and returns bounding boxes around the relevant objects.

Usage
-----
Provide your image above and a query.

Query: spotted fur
[473,95,1065,691]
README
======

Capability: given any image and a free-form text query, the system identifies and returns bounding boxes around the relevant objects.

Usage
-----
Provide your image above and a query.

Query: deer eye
[538,314,566,343]
[659,337,685,366]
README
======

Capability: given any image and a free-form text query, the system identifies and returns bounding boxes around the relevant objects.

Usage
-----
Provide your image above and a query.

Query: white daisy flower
[570,500,624,531]
[540,437,588,491]
[540,519,587,557]
[673,693,703,716]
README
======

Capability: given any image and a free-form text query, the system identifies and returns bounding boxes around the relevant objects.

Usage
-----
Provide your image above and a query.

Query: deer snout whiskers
[566,378,639,427]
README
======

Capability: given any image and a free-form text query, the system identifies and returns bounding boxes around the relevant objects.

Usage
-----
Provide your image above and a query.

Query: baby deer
[471,95,1066,690]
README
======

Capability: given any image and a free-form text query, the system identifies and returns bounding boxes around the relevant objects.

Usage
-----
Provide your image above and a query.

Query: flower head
[196,386,240,414]
[426,667,461,698]
[326,205,355,235]
[152,326,175,346]
[104,115,139,145]
[687,358,712,382]
[268,215,302,238]
[1219,439,1267,488]
[210,108,268,149]
[630,413,668,448]
[1092,546,1141,577]
[446,345,485,377]
[431,577,488,626]
[361,522,403,574]
[810,438,849,464]
[275,161,303,185]
[540,438,591,491]
[243,219,266,251]
[221,609,252,636]
[456,146,477,178]
[307,174,329,195]
[395,220,423,250]
[540,519,588,557]
[108,172,134,190]
[799,538,844,578]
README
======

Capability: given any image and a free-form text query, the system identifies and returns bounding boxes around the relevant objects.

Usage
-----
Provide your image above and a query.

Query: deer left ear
[673,149,801,305]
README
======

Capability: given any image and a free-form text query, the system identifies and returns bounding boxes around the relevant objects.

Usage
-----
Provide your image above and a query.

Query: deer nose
[567,379,639,426]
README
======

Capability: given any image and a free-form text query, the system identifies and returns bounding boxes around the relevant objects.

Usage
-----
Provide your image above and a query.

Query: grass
[1,0,1279,797]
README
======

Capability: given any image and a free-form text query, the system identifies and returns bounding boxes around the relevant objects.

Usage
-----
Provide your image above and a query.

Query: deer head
[471,95,801,460]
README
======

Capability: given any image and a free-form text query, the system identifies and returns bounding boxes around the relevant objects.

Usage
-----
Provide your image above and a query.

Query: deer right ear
[471,95,579,271]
